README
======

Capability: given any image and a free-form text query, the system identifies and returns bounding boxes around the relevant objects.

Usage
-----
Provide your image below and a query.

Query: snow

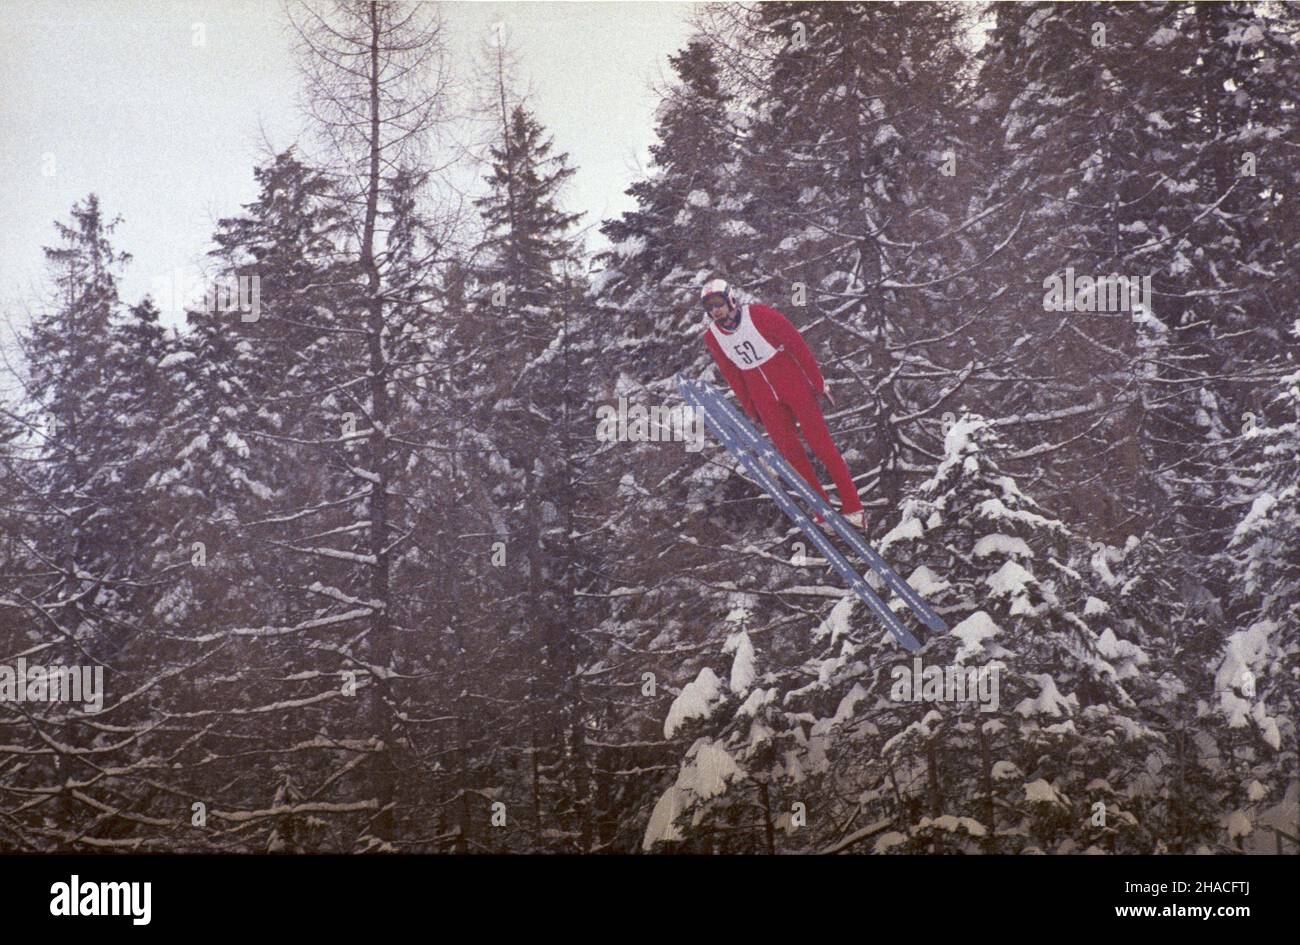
[1225,810,1253,840]
[951,611,1001,662]
[1230,492,1276,544]
[746,716,774,751]
[1131,306,1167,335]
[642,787,686,848]
[882,709,944,754]
[1015,674,1077,719]
[811,594,856,644]
[877,515,923,555]
[240,475,274,502]
[1083,596,1110,616]
[737,687,775,717]
[1025,779,1065,805]
[905,565,949,601]
[664,667,725,739]
[1094,628,1148,679]
[872,124,900,147]
[991,760,1022,780]
[985,560,1037,615]
[178,432,210,459]
[676,738,738,800]
[874,831,908,853]
[306,582,382,609]
[611,235,647,258]
[1090,546,1118,586]
[721,219,758,238]
[1254,705,1281,752]
[587,268,621,297]
[641,738,743,851]
[1227,23,1264,45]
[158,351,195,368]
[812,682,868,735]
[210,799,378,822]
[778,225,822,252]
[1149,26,1179,47]
[973,534,1033,559]
[223,431,250,459]
[724,631,756,694]
[724,593,755,623]
[943,417,982,457]
[779,747,809,784]
[293,546,376,566]
[976,497,1061,532]
[915,814,986,837]
[996,476,1024,500]
[1215,618,1279,744]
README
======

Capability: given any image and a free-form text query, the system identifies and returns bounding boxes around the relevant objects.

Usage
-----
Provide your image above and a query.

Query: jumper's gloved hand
[821,381,836,410]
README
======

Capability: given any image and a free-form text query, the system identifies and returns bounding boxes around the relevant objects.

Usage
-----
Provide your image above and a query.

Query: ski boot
[843,509,868,532]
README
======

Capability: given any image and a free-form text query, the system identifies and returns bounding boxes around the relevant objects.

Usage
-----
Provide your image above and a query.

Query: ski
[679,375,923,652]
[681,375,949,637]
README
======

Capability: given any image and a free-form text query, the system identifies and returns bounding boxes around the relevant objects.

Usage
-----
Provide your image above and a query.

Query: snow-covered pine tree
[965,3,1181,539]
[622,4,981,853]
[724,0,977,511]
[594,34,742,371]
[1070,529,1225,852]
[965,2,1298,550]
[410,250,530,852]
[263,0,458,848]
[954,0,1299,855]
[140,147,379,851]
[1213,361,1299,850]
[645,415,1160,853]
[1121,2,1300,564]
[1,196,199,846]
[584,32,763,852]
[156,150,352,632]
[470,96,598,850]
[20,196,140,657]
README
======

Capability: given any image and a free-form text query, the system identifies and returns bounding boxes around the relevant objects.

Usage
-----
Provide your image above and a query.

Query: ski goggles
[702,294,730,312]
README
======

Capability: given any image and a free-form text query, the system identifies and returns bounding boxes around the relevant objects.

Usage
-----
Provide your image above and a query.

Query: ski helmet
[700,278,736,313]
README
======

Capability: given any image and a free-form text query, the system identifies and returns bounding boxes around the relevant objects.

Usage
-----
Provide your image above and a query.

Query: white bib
[709,305,778,370]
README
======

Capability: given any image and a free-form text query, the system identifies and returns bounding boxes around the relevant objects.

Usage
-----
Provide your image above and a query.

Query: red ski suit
[703,303,863,515]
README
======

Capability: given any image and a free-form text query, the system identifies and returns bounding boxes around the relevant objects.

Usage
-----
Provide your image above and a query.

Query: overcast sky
[0,0,699,340]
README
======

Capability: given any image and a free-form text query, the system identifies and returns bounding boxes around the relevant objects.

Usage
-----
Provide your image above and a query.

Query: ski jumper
[704,303,864,516]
